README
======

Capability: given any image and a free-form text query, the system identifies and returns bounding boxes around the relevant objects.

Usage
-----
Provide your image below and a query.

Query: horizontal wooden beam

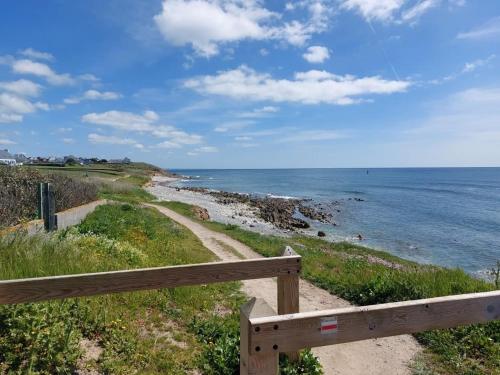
[248,290,500,354]
[0,255,301,305]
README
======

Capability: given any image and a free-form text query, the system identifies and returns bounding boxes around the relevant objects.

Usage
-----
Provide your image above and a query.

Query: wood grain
[240,298,278,375]
[277,247,300,361]
[249,290,500,354]
[0,255,301,305]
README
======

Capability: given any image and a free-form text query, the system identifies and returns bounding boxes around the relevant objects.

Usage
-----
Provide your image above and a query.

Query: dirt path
[146,203,422,375]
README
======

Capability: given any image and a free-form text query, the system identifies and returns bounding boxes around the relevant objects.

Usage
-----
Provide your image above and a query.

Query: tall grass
[0,204,243,373]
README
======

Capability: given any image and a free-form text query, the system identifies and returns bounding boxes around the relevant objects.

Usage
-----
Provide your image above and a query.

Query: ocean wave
[267,194,299,200]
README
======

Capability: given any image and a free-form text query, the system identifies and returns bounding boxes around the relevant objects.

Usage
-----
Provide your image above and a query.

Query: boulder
[317,231,326,237]
[191,206,210,221]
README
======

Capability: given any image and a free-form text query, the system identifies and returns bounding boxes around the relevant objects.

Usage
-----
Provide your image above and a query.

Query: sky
[1,0,499,169]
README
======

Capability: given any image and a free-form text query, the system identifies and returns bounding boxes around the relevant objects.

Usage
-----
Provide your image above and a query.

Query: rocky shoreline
[146,176,341,236]
[179,186,335,231]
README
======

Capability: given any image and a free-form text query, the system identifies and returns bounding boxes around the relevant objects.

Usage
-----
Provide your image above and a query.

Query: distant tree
[64,157,77,166]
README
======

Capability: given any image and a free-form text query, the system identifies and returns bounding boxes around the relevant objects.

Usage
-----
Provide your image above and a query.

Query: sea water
[171,168,500,275]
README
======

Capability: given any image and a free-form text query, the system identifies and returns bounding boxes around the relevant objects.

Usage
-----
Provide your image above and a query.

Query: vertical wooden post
[278,246,300,362]
[41,183,56,231]
[37,183,44,220]
[240,298,278,375]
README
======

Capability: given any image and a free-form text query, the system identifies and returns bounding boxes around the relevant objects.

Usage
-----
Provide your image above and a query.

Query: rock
[318,231,326,237]
[357,234,363,241]
[191,206,210,221]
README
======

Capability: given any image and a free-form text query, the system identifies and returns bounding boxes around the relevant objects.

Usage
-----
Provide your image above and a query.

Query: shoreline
[147,174,496,280]
[147,176,290,236]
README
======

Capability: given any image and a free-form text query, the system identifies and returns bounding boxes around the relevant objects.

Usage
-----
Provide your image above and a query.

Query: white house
[0,149,17,166]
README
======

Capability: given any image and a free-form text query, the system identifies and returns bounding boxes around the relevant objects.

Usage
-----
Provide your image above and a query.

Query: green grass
[0,204,244,374]
[0,203,323,374]
[160,200,500,375]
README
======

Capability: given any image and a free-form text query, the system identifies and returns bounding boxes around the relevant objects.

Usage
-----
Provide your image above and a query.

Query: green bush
[189,315,323,375]
[0,166,98,228]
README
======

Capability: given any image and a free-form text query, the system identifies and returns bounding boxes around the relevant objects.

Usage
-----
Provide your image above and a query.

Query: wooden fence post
[37,183,44,220]
[240,298,278,375]
[40,183,56,231]
[277,246,300,362]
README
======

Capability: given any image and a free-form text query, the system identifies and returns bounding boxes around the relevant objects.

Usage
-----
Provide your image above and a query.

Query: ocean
[171,168,500,275]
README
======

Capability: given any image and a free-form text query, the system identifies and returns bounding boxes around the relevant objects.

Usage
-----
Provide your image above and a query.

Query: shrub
[0,166,98,228]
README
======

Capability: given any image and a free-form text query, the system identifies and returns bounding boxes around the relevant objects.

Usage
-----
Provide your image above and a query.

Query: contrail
[367,19,401,81]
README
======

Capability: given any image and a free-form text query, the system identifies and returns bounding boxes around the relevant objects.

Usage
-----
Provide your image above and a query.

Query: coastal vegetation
[0,162,160,229]
[0,166,98,228]
[160,200,500,375]
[1,166,498,374]
[0,199,321,372]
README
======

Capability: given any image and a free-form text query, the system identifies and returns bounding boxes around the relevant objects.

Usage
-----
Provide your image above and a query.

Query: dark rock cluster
[179,187,336,231]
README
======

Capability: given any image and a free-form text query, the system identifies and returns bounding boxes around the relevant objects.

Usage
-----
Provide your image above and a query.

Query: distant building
[108,157,131,164]
[13,153,29,164]
[0,149,17,166]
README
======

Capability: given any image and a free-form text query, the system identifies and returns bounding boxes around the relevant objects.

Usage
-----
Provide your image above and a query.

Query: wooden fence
[240,291,500,374]
[1,245,499,375]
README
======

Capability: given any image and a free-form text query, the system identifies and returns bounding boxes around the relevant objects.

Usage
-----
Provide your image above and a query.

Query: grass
[0,203,323,374]
[0,204,244,373]
[160,200,500,375]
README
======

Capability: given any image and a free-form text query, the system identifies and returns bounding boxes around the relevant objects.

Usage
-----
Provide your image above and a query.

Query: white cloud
[56,127,73,133]
[0,79,41,97]
[79,73,100,82]
[154,0,331,57]
[12,59,74,85]
[235,136,252,141]
[88,133,141,146]
[0,138,16,145]
[195,145,218,152]
[303,45,330,63]
[155,140,182,149]
[0,113,23,123]
[401,0,439,23]
[462,54,495,73]
[151,125,203,144]
[82,110,159,131]
[214,120,254,132]
[154,0,272,57]
[340,0,405,22]
[83,109,203,148]
[237,105,279,118]
[19,48,54,61]
[340,0,439,23]
[65,90,122,104]
[0,92,37,123]
[457,17,500,40]
[62,138,75,144]
[185,65,410,105]
[240,142,259,148]
[427,54,495,85]
[278,129,345,142]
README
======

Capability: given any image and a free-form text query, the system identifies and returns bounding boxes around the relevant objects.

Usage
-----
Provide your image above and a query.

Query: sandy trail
[146,203,421,375]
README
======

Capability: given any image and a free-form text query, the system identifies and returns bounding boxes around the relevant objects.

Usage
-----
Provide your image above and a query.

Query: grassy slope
[160,201,500,375]
[0,204,245,374]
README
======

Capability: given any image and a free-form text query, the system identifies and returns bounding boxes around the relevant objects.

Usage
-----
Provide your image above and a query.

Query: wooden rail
[240,291,500,374]
[0,254,301,305]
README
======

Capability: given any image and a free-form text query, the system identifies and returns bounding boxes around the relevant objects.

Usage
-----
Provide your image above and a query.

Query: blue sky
[1,0,499,168]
